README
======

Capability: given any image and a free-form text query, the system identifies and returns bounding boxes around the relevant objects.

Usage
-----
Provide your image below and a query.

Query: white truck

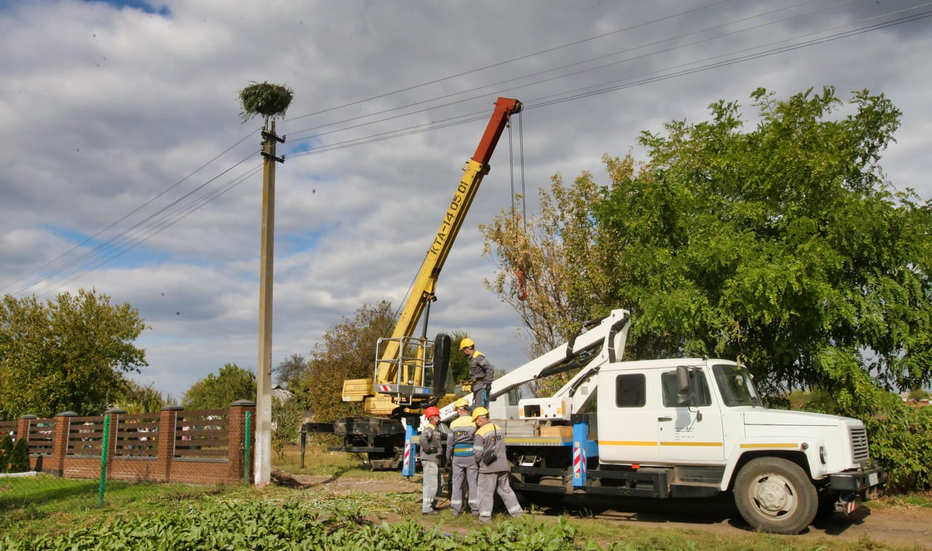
[404,308,884,534]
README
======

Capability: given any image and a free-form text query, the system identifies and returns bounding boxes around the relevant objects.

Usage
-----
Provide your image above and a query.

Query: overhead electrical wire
[284,0,826,142]
[283,0,736,124]
[44,163,264,295]
[13,0,931,296]
[13,150,259,297]
[8,0,743,297]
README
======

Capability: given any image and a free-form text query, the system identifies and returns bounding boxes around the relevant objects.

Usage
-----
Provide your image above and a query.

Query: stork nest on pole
[239,81,294,124]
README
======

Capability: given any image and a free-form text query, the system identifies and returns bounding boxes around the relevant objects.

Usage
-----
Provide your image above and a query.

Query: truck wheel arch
[726,450,812,492]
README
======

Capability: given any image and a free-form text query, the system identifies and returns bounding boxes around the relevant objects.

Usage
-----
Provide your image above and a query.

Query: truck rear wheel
[734,457,818,534]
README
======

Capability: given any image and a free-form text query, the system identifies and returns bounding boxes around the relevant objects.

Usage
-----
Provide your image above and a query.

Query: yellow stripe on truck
[739,443,799,449]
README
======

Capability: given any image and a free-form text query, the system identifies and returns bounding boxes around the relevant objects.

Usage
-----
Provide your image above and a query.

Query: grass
[0,475,230,539]
[272,442,400,479]
[1,447,929,550]
[869,491,932,509]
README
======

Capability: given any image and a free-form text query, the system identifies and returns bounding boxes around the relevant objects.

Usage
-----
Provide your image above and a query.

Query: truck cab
[573,357,881,533]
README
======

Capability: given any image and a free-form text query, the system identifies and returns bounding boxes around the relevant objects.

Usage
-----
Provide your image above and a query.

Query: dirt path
[273,471,932,549]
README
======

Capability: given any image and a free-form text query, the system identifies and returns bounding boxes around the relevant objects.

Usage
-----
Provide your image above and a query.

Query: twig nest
[239,82,294,122]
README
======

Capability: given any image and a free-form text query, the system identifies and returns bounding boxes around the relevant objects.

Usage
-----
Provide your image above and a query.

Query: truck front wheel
[734,457,818,534]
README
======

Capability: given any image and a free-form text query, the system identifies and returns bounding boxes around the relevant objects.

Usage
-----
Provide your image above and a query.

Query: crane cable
[508,116,529,302]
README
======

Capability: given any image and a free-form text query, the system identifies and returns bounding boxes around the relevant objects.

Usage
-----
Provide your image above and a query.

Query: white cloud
[1,0,930,398]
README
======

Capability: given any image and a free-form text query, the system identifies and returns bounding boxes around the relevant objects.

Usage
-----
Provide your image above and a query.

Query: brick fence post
[157,406,182,482]
[228,400,256,484]
[17,414,35,442]
[48,411,76,476]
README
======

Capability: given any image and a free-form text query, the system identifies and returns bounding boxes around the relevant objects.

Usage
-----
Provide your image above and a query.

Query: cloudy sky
[1,0,930,400]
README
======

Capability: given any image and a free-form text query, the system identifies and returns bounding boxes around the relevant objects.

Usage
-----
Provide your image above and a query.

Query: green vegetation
[0,475,225,541]
[1,466,928,550]
[0,289,147,418]
[0,436,12,472]
[292,301,395,422]
[238,81,294,123]
[182,363,256,410]
[481,86,932,490]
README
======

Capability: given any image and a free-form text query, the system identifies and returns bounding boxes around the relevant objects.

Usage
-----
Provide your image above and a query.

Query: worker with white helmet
[446,397,479,516]
[472,406,522,522]
[459,337,494,408]
[419,406,444,515]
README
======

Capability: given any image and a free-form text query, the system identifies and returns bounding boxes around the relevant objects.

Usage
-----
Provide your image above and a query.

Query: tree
[0,289,148,418]
[182,363,256,410]
[113,380,167,414]
[272,396,304,462]
[275,353,307,390]
[484,87,932,407]
[296,301,395,422]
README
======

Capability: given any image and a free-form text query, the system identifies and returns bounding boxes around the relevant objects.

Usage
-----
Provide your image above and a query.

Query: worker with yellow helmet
[459,337,494,408]
[471,406,522,522]
[446,397,479,516]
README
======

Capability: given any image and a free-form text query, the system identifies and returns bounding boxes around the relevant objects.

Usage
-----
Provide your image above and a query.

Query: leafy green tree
[275,353,307,390]
[182,363,256,410]
[483,86,932,489]
[485,86,931,403]
[296,302,395,421]
[0,289,147,418]
[272,396,304,462]
[113,380,166,414]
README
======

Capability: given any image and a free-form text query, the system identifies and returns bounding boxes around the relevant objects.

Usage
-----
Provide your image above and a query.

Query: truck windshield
[712,364,762,407]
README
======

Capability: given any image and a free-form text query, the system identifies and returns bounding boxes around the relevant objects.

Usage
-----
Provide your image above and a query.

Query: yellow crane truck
[308,97,522,469]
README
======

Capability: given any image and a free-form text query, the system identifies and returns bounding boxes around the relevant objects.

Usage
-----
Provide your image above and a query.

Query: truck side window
[615,374,645,407]
[661,370,712,407]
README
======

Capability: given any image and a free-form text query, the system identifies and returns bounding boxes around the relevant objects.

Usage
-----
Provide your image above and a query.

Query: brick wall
[5,402,255,485]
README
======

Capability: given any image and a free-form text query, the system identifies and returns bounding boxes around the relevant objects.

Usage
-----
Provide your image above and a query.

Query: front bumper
[828,466,884,492]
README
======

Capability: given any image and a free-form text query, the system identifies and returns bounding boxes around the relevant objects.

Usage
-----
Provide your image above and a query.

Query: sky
[1,0,930,401]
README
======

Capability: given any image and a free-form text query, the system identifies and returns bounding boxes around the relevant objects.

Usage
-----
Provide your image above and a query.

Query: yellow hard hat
[459,337,475,350]
[454,397,469,409]
[471,406,489,421]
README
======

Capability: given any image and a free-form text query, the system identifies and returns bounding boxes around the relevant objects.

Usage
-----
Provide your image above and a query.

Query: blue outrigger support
[571,420,598,488]
[402,423,417,477]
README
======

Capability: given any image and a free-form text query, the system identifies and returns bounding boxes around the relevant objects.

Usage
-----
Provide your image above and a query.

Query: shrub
[0,435,12,472]
[7,438,29,473]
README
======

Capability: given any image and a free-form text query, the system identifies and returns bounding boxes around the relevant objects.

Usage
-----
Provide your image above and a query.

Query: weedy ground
[1,445,929,550]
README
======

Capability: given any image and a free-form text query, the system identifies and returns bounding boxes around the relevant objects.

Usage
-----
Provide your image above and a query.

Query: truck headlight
[819,445,827,465]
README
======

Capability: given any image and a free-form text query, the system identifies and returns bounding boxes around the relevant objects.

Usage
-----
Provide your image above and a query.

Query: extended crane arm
[374,97,523,387]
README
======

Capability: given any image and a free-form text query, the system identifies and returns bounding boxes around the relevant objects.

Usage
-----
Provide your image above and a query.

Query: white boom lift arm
[435,309,631,423]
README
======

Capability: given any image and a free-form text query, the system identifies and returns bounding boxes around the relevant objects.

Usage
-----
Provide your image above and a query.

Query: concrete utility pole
[255,120,284,487]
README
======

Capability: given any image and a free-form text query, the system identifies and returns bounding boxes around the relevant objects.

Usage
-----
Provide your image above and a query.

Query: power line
[283,0,830,143]
[10,1,746,297]
[283,0,735,124]
[15,151,258,296]
[527,6,932,111]
[14,1,929,294]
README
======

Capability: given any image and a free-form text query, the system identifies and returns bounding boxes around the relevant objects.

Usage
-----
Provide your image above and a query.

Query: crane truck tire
[733,457,818,534]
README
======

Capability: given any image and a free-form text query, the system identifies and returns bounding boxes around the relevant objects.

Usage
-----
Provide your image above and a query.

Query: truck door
[596,371,660,464]
[656,367,724,463]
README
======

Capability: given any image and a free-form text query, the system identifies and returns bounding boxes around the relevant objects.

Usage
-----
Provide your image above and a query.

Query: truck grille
[849,427,869,465]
